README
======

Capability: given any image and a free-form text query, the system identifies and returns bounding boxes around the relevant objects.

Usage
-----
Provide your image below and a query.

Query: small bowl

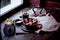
[15,19,23,26]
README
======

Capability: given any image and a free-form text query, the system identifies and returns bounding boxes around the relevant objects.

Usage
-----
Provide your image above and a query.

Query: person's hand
[28,22,33,26]
[37,24,42,29]
[33,19,38,23]
[23,18,28,24]
[37,21,42,29]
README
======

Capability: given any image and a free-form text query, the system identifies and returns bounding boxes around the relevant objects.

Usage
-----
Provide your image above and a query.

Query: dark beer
[23,13,29,19]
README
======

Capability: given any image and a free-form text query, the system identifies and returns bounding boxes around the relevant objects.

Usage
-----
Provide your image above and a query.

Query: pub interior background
[0,0,60,40]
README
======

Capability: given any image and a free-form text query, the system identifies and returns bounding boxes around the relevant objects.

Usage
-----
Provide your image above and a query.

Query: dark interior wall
[45,1,60,8]
[47,0,60,3]
[23,0,30,7]
[40,0,46,8]
[51,11,60,22]
[29,0,40,7]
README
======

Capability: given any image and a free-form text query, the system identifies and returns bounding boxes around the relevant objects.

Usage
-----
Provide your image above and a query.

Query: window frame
[0,0,23,16]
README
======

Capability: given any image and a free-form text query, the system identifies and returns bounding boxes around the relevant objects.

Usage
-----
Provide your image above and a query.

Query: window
[0,0,11,9]
[0,0,23,16]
